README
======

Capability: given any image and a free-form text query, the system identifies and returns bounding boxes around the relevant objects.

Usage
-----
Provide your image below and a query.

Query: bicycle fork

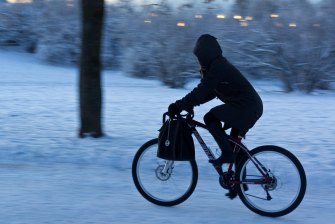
[162,160,174,175]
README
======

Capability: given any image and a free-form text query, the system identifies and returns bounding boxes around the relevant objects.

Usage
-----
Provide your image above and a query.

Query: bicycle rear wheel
[236,145,306,217]
[132,138,198,206]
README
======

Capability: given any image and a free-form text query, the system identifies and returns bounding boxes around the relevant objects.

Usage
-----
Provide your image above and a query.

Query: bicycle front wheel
[132,138,198,206]
[236,145,306,217]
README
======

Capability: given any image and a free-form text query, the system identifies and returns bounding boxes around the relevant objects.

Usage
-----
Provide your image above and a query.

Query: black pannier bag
[157,117,195,161]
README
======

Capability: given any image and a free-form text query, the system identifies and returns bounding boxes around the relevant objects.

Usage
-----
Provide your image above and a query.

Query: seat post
[230,128,245,143]
[229,128,239,139]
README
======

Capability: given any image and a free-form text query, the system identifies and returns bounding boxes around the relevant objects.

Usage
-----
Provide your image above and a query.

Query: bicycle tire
[132,138,198,206]
[236,145,306,217]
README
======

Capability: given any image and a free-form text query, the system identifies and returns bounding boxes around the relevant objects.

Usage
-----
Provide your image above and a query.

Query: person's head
[193,34,222,70]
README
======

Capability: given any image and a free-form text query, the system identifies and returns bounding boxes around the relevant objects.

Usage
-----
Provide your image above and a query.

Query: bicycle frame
[133,114,306,215]
[188,118,271,186]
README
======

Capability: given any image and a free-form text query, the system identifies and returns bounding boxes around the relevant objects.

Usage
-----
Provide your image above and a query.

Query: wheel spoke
[132,139,198,206]
[245,193,269,201]
[236,146,306,217]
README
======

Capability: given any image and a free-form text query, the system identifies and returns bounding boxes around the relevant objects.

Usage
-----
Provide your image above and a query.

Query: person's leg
[203,111,234,164]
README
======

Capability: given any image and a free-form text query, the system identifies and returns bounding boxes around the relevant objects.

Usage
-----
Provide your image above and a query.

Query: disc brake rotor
[155,165,172,181]
[263,174,278,191]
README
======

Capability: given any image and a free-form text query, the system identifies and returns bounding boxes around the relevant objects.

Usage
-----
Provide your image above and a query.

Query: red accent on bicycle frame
[227,136,242,173]
[226,136,271,185]
[231,180,268,185]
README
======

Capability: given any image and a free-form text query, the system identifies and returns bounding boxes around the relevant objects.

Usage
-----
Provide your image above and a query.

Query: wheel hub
[263,175,278,191]
[155,165,171,181]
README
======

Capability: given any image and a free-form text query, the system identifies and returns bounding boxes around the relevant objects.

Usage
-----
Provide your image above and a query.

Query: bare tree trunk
[79,0,104,138]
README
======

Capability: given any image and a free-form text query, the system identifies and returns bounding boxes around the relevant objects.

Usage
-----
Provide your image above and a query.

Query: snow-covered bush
[223,0,335,92]
[35,0,81,65]
[122,2,199,88]
[0,3,37,52]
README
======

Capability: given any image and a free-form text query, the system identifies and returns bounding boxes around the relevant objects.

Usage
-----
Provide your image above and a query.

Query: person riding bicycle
[168,34,263,165]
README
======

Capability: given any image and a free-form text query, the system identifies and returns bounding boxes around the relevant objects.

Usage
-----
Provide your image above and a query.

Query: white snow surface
[0,50,334,223]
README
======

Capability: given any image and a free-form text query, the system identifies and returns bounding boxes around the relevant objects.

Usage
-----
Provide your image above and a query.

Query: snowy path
[0,162,333,224]
[0,50,334,223]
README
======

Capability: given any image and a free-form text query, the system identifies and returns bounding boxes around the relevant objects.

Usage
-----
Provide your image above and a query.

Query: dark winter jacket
[176,34,263,131]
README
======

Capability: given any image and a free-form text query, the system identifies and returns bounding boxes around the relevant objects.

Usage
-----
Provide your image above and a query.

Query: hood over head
[193,34,222,69]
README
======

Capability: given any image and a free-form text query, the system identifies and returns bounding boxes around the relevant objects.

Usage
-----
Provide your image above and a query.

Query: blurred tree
[0,2,37,52]
[36,0,80,65]
[102,0,135,69]
[123,1,198,88]
[233,0,251,16]
[318,0,335,90]
[79,0,104,138]
[225,0,332,92]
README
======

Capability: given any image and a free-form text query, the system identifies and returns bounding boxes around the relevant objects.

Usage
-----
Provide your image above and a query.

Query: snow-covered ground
[0,50,334,223]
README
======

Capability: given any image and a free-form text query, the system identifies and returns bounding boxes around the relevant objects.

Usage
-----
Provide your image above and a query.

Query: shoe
[225,189,238,199]
[209,152,235,166]
[225,184,249,200]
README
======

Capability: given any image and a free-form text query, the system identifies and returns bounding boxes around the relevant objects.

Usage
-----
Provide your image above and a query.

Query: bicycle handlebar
[162,110,194,123]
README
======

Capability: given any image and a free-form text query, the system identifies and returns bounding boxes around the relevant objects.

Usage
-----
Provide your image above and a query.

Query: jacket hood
[193,34,222,68]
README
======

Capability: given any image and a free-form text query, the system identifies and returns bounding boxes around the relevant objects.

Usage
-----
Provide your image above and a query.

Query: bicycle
[132,112,306,217]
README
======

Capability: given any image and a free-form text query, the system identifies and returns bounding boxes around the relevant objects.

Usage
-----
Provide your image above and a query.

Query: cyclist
[168,34,263,165]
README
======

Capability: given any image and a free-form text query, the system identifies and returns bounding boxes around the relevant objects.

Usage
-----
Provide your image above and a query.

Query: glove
[168,103,181,117]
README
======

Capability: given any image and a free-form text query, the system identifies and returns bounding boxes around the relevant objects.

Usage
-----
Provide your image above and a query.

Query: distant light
[313,23,320,27]
[233,15,242,20]
[240,21,248,27]
[149,12,158,17]
[245,16,253,21]
[6,0,32,3]
[216,14,225,19]
[195,15,203,19]
[270,13,280,18]
[177,22,186,27]
[144,20,152,24]
[289,23,297,27]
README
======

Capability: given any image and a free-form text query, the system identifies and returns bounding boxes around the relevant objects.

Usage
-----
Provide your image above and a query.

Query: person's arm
[176,66,222,111]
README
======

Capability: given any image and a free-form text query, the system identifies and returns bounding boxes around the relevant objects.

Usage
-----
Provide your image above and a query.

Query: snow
[0,49,334,223]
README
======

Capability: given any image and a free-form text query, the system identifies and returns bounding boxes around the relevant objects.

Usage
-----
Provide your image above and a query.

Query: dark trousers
[203,112,233,154]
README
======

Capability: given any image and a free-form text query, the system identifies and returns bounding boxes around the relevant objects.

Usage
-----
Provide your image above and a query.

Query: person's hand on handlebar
[168,103,181,117]
[168,102,194,118]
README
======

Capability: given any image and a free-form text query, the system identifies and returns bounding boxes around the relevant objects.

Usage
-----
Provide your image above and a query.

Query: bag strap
[165,119,171,147]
